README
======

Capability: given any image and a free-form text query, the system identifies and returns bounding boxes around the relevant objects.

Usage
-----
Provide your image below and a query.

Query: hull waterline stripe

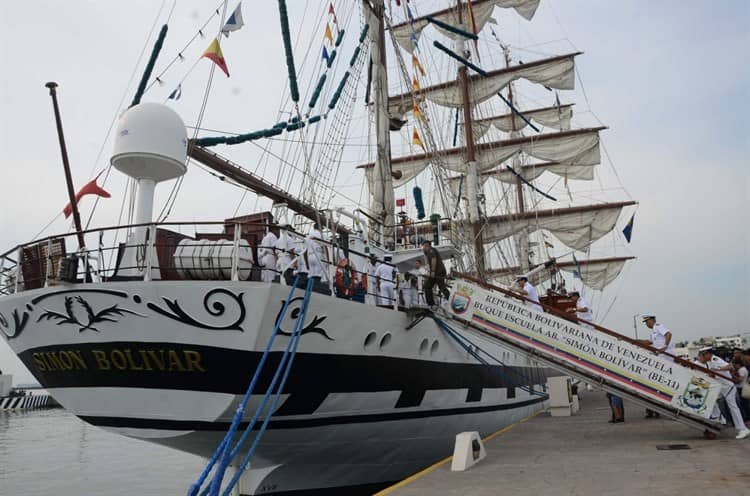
[79,396,547,431]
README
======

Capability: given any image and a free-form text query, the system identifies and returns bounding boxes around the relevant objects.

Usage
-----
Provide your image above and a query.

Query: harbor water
[0,408,207,495]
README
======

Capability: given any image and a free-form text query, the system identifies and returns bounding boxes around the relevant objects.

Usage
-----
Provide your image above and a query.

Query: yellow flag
[324,24,334,44]
[412,54,426,77]
[412,76,420,92]
[412,129,425,150]
[413,102,426,122]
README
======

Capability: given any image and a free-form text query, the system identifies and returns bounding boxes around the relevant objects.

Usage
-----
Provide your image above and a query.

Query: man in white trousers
[696,347,750,440]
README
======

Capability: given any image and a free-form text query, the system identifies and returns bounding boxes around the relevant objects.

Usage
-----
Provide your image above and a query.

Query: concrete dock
[377,391,750,496]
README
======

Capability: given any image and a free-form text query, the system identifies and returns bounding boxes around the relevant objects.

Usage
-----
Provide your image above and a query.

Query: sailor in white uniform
[258,225,278,282]
[515,275,543,313]
[376,255,398,307]
[365,254,380,305]
[275,226,298,285]
[567,291,593,326]
[305,223,328,281]
[697,347,750,439]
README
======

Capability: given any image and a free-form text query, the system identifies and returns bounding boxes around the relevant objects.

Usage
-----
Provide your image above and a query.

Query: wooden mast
[456,0,486,276]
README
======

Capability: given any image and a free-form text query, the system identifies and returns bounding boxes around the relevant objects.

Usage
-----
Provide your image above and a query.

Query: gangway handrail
[454,273,732,383]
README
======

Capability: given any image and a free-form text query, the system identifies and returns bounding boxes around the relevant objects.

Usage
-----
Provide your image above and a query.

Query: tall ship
[0,1,638,494]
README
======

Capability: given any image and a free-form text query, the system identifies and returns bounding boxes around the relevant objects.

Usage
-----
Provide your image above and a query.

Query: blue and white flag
[221,3,244,37]
[168,84,182,101]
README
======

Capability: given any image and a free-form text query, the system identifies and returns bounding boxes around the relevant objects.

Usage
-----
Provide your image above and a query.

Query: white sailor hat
[698,346,713,354]
[641,314,656,322]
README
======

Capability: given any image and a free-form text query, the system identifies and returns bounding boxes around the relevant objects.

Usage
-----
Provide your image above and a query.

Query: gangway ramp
[446,276,728,435]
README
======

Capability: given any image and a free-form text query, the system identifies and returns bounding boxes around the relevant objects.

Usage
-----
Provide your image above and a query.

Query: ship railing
[0,221,439,310]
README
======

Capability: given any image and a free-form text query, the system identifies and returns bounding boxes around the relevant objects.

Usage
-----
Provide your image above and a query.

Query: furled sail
[391,0,541,53]
[470,104,573,137]
[359,127,603,188]
[484,151,599,184]
[389,53,580,116]
[482,201,636,251]
[487,256,635,290]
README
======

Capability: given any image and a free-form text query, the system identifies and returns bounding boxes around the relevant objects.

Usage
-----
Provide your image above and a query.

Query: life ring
[335,259,358,297]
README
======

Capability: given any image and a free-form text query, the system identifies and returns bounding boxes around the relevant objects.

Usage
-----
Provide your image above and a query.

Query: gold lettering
[183,350,206,372]
[110,350,127,370]
[32,353,48,372]
[67,350,88,370]
[46,352,64,371]
[124,350,144,371]
[138,350,154,371]
[167,350,186,372]
[92,350,111,370]
[147,350,166,371]
[58,351,74,370]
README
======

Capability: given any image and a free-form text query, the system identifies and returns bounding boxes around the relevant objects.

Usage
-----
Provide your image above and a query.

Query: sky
[0,0,748,382]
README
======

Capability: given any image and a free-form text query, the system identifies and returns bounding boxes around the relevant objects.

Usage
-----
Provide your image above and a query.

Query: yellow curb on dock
[373,409,546,496]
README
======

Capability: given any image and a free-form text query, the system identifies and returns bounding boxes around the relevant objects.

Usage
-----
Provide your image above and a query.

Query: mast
[366,0,395,245]
[46,82,85,250]
[456,0,486,276]
[503,46,530,273]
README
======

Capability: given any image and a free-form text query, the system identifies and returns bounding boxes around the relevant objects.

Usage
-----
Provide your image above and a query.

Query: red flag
[396,198,406,207]
[63,175,111,218]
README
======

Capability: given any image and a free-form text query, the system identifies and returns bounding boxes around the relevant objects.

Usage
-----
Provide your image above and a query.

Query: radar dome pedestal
[111,103,188,278]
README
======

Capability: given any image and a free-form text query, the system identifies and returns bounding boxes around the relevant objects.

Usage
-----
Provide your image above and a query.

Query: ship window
[430,339,440,356]
[379,332,392,349]
[419,338,429,355]
[364,331,377,349]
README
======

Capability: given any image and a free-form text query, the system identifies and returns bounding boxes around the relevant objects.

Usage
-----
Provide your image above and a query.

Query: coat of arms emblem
[678,376,710,413]
[450,284,474,315]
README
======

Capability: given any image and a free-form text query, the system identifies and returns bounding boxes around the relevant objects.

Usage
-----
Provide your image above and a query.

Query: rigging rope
[130,24,169,107]
[188,274,302,496]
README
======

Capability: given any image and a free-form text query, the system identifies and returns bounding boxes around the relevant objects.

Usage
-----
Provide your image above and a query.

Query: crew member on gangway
[514,275,543,313]
[638,314,675,418]
[696,347,750,440]
[567,291,593,326]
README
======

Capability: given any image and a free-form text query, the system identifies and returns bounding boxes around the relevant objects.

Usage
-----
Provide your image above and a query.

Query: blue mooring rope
[188,275,301,496]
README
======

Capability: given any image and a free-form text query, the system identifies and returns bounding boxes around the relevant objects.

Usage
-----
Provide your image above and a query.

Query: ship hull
[0,281,553,494]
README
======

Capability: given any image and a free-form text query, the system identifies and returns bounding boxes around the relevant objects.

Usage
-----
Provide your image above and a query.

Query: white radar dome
[111,103,188,182]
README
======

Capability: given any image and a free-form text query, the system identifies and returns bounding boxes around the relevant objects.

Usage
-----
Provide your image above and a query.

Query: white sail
[471,104,573,137]
[488,257,633,290]
[391,0,541,53]
[485,148,600,184]
[558,258,630,290]
[389,53,579,116]
[483,202,634,251]
[361,127,602,188]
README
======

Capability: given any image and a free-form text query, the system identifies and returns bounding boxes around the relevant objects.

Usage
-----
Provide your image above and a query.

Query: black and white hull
[0,281,553,494]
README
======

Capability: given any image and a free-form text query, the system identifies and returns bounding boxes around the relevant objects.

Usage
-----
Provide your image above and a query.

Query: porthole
[379,332,392,349]
[419,338,429,355]
[430,339,440,356]
[364,331,377,349]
